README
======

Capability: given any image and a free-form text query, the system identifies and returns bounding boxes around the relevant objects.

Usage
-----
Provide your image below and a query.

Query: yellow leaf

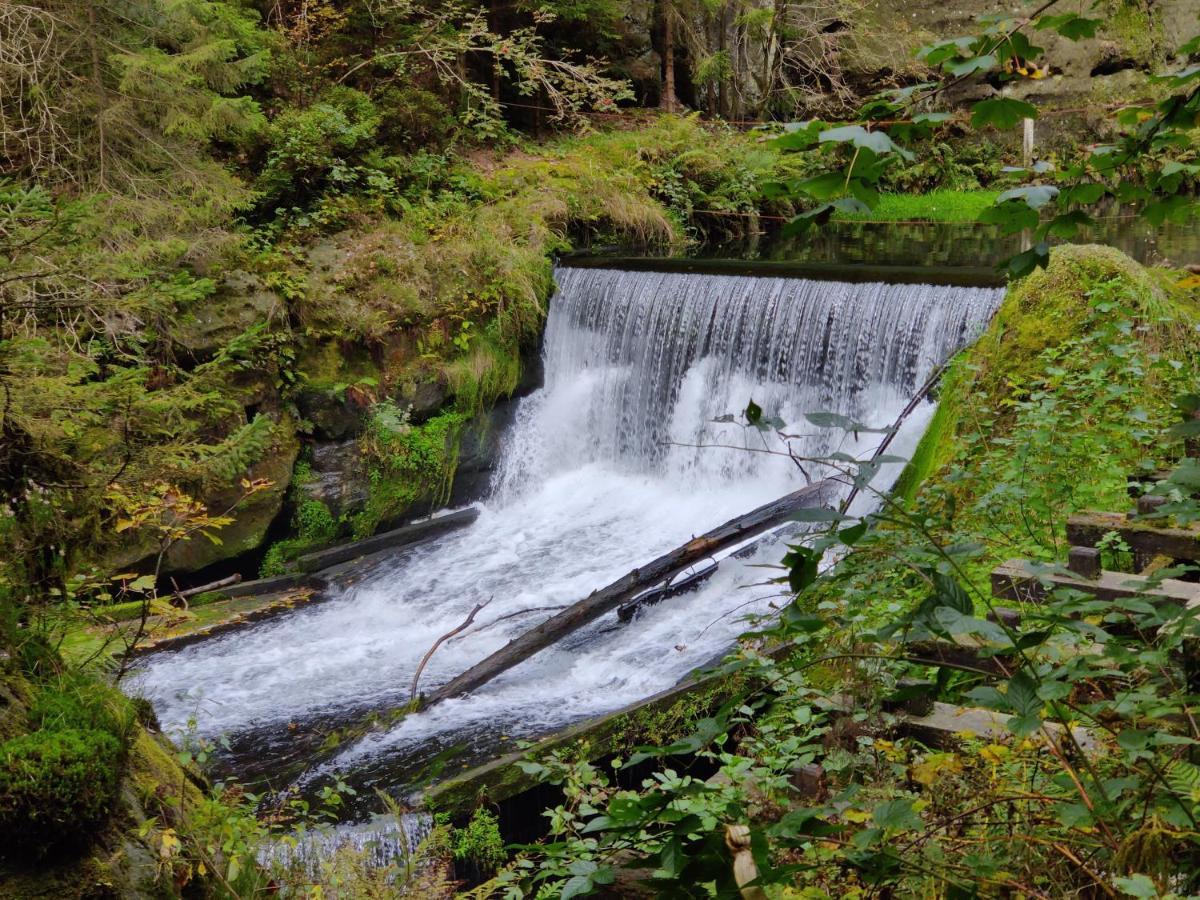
[1175,274,1200,290]
[115,519,136,532]
[912,752,962,787]
[843,808,872,823]
[160,829,181,859]
[979,743,1010,764]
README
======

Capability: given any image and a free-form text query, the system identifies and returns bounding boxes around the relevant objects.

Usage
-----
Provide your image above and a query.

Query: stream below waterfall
[132,266,1003,819]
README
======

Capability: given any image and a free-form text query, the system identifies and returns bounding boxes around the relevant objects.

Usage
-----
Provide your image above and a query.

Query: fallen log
[291,508,480,574]
[426,479,837,706]
[173,573,241,602]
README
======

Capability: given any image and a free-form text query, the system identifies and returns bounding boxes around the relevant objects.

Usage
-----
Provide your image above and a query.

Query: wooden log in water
[426,480,838,706]
[291,508,480,574]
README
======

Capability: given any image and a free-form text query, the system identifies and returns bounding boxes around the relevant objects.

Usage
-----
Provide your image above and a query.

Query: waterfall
[133,267,1002,798]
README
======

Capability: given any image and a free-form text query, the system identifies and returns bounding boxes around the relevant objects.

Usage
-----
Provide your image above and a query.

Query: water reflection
[719,219,1200,269]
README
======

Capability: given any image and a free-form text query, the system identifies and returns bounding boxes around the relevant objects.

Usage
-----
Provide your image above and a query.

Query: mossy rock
[973,244,1165,399]
[173,271,282,360]
[164,415,302,573]
[0,727,124,856]
[894,244,1177,500]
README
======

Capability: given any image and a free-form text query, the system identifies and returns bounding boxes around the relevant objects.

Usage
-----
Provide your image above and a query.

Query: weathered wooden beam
[426,480,837,706]
[220,571,327,599]
[1067,546,1101,579]
[422,665,736,816]
[899,701,1100,754]
[992,559,1200,606]
[1066,511,1200,563]
[291,508,480,574]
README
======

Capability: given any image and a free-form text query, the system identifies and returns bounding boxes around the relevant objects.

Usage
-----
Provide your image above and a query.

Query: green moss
[258,465,339,577]
[0,728,124,856]
[894,243,1200,504]
[350,406,470,538]
[976,244,1170,399]
[834,190,1001,223]
[28,673,136,741]
[1105,0,1166,67]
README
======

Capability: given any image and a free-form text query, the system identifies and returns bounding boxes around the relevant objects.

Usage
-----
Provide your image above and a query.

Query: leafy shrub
[0,728,123,856]
[449,807,506,872]
[256,87,381,212]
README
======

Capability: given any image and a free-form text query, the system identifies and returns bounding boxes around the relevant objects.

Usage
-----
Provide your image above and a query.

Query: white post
[1022,117,1035,168]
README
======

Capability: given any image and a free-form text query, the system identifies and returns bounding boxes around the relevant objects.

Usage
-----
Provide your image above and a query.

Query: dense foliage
[0,0,1197,896]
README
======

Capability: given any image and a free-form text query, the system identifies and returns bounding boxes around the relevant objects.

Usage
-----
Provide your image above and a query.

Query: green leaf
[1035,13,1101,41]
[797,173,847,200]
[949,54,998,77]
[1059,183,1107,205]
[561,875,593,899]
[971,97,1038,130]
[1112,874,1160,898]
[790,508,844,523]
[831,197,871,215]
[745,399,762,425]
[997,185,1059,209]
[873,798,921,831]
[1117,729,1152,752]
[978,201,1039,234]
[1004,242,1051,278]
[932,572,973,616]
[1045,210,1093,238]
[818,125,911,158]
[1005,671,1040,718]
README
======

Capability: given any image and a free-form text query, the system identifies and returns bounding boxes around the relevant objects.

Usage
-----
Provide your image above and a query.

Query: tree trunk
[426,479,837,706]
[661,2,680,112]
[87,2,106,186]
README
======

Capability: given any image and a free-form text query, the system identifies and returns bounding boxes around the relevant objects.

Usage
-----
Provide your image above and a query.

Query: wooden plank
[221,572,327,599]
[292,508,480,574]
[427,480,837,706]
[992,559,1200,606]
[900,701,1100,755]
[1066,511,1200,562]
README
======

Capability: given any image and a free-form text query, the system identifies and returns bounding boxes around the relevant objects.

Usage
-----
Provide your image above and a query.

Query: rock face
[173,271,282,361]
[298,439,371,519]
[164,417,301,573]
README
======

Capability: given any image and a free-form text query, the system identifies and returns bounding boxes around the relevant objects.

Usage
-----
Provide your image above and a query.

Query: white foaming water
[133,267,1001,784]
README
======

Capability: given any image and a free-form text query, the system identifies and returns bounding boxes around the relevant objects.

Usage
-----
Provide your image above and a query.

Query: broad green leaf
[561,875,593,900]
[997,184,1059,209]
[873,798,921,831]
[1035,13,1101,40]
[1004,241,1051,278]
[1112,874,1160,898]
[971,97,1038,130]
[978,201,1038,233]
[1059,183,1107,205]
[797,172,847,200]
[1005,671,1041,719]
[949,55,998,77]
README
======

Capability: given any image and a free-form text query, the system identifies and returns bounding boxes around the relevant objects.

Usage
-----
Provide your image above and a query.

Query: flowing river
[133,266,1002,802]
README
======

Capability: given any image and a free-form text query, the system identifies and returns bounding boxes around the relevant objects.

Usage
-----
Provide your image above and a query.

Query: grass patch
[835,189,1000,223]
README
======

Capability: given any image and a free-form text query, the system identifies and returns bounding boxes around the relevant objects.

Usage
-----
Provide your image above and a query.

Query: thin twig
[410,597,493,704]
